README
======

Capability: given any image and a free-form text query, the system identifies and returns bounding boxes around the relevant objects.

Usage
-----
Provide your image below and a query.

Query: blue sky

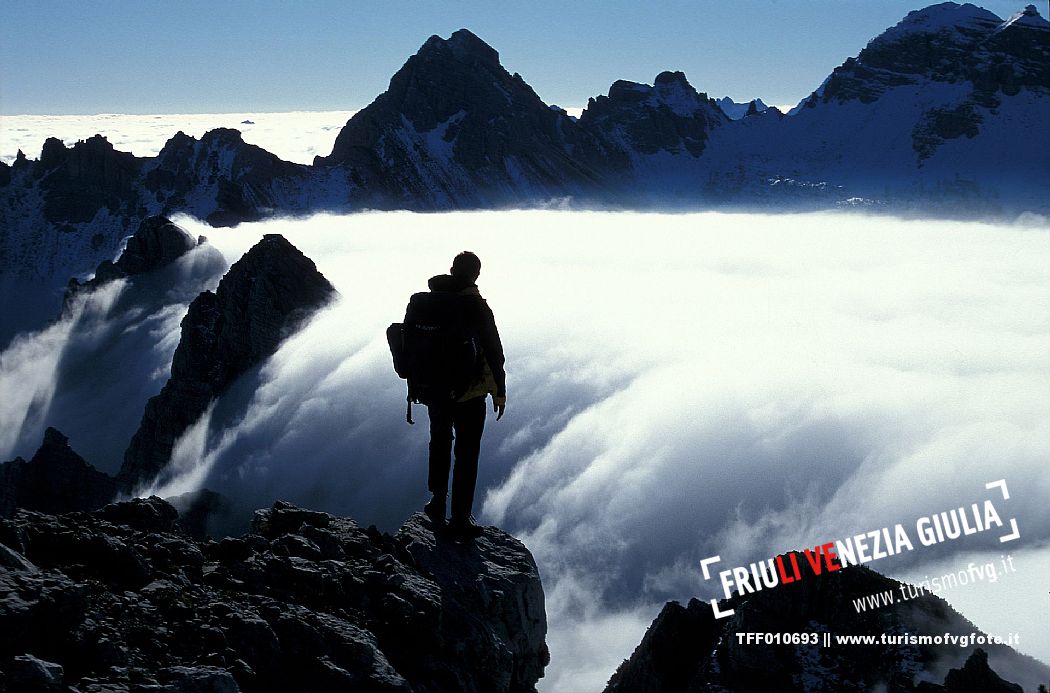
[0,1,1035,115]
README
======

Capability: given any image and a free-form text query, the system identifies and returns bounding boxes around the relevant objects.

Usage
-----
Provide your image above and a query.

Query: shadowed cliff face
[315,28,623,207]
[1,216,226,479]
[34,135,143,225]
[119,234,336,491]
[0,428,118,518]
[603,558,1047,693]
[0,498,548,693]
[63,214,201,310]
[146,128,314,228]
[579,71,728,158]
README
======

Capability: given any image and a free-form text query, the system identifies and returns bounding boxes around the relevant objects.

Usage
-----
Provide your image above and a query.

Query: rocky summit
[0,498,548,693]
[63,215,201,309]
[110,215,200,276]
[315,28,620,208]
[118,234,337,491]
[580,71,727,158]
[0,429,118,520]
[145,129,316,228]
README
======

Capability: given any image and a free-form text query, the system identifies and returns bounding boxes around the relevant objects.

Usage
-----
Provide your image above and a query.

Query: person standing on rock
[394,251,506,539]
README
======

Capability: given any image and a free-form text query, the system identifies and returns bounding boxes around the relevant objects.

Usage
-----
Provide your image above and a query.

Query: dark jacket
[427,274,506,400]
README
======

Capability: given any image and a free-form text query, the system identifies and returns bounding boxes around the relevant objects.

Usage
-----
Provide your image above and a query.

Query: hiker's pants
[427,396,486,521]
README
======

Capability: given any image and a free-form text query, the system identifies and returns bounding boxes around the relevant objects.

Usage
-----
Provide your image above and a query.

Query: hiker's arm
[478,300,506,397]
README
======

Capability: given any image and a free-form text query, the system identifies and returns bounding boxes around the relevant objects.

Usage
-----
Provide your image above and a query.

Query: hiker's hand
[493,395,506,421]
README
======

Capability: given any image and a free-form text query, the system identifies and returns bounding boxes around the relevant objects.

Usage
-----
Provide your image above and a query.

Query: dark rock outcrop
[118,234,336,490]
[393,512,549,692]
[604,556,1047,692]
[33,135,144,225]
[579,71,727,158]
[147,129,312,227]
[911,102,982,161]
[0,131,322,347]
[63,215,200,308]
[165,489,233,540]
[113,215,199,275]
[916,648,1024,693]
[0,498,548,693]
[0,428,118,519]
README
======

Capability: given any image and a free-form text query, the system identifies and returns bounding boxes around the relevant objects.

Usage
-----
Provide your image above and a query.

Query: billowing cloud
[0,245,227,471]
[4,209,1047,689]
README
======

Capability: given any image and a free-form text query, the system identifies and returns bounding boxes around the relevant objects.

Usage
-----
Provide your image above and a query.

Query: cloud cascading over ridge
[181,210,1049,690]
[3,209,1046,691]
[0,244,228,471]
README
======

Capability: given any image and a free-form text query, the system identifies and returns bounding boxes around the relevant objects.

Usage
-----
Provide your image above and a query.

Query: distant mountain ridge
[1,3,1048,343]
[715,96,771,120]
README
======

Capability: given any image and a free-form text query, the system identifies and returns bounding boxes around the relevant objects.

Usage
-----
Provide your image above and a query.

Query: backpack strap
[406,394,415,425]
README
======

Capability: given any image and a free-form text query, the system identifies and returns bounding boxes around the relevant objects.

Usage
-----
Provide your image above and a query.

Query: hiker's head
[451,251,481,284]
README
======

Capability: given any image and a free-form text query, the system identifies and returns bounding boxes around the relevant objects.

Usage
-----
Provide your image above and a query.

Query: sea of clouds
[2,208,1047,691]
[1,113,1048,691]
[0,111,356,165]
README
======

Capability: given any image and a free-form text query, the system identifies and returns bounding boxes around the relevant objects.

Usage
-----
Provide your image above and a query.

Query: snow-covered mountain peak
[815,0,1048,110]
[998,4,1050,31]
[595,72,719,119]
[652,71,710,116]
[874,2,1002,45]
[578,73,727,161]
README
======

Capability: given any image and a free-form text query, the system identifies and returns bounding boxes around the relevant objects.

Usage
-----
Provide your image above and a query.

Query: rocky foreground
[0,498,548,692]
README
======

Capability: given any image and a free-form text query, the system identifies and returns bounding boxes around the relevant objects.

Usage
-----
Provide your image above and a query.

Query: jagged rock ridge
[63,214,200,309]
[34,135,143,226]
[1,215,228,486]
[716,97,772,120]
[0,129,344,347]
[580,71,728,158]
[315,28,622,207]
[144,128,321,228]
[1,226,338,522]
[817,2,1050,160]
[0,498,548,692]
[119,234,336,491]
[0,428,118,519]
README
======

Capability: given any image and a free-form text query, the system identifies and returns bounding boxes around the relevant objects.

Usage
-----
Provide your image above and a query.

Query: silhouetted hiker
[388,251,506,539]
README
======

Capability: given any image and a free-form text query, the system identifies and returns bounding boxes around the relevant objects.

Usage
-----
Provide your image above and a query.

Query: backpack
[387,291,480,422]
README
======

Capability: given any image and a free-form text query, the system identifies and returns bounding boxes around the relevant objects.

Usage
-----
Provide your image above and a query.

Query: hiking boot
[447,516,484,539]
[424,495,446,526]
